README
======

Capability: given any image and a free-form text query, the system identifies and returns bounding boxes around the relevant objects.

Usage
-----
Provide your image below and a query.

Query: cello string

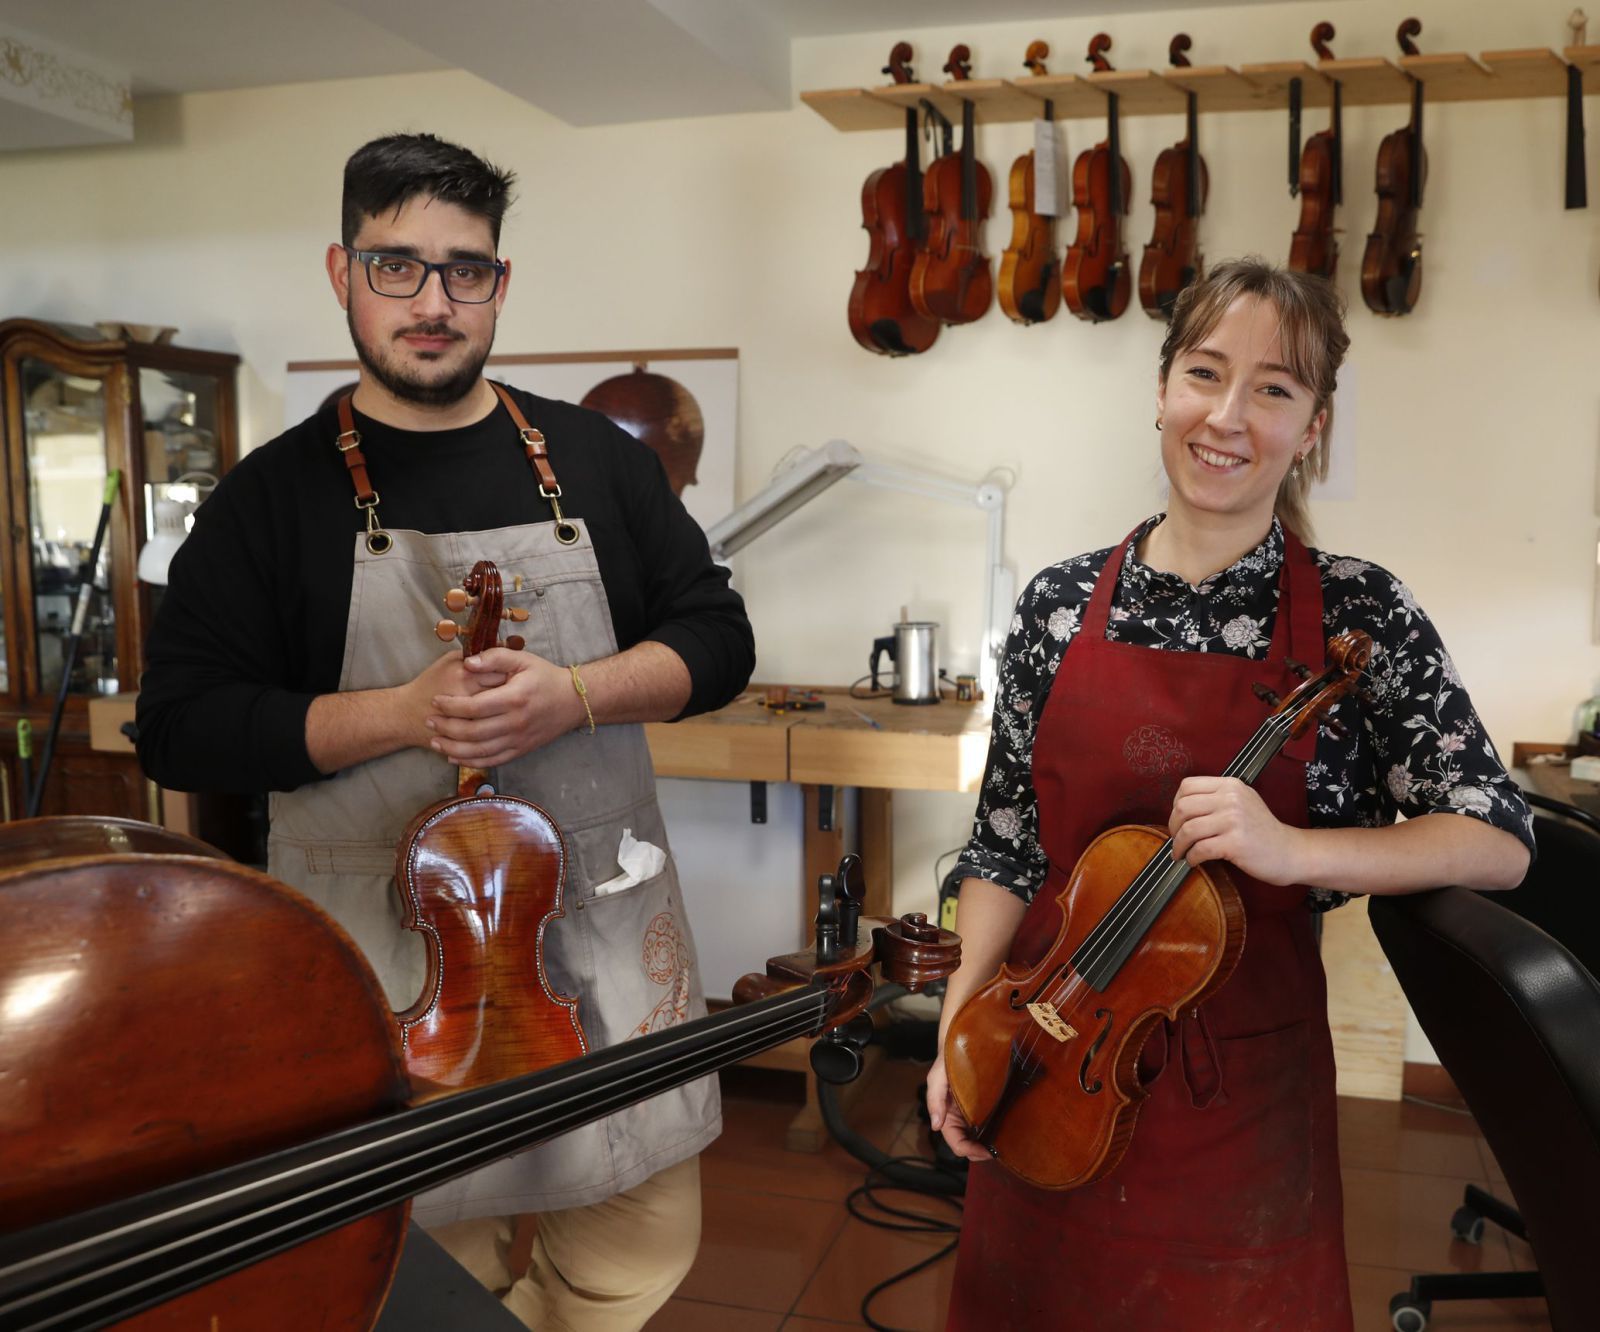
[1,993,835,1322]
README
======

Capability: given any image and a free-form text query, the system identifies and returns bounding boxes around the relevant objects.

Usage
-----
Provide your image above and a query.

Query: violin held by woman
[928,259,1534,1332]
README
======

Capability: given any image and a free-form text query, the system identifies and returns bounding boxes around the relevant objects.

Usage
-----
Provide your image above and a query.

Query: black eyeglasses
[343,247,506,304]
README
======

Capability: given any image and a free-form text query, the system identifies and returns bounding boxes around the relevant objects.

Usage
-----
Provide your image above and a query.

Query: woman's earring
[1290,454,1304,480]
[1155,416,1163,431]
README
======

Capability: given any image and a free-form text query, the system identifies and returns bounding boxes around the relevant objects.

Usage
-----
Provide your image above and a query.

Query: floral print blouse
[959,515,1534,912]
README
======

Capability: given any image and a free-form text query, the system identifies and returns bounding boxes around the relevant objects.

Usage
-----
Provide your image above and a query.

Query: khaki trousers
[427,1158,702,1331]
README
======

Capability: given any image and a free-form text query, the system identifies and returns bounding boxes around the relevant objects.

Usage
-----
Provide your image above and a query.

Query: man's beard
[348,309,492,408]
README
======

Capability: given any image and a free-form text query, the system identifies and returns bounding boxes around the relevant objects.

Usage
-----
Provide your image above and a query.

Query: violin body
[1138,139,1209,320]
[1289,130,1340,280]
[944,825,1244,1189]
[395,793,584,1094]
[909,149,993,325]
[998,149,1060,325]
[1061,142,1133,323]
[849,151,940,356]
[1361,107,1427,316]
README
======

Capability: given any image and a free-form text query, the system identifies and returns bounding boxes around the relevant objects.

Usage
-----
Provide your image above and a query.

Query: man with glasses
[137,132,754,1331]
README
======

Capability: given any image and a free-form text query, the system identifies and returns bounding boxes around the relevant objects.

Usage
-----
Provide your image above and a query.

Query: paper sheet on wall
[1033,119,1063,217]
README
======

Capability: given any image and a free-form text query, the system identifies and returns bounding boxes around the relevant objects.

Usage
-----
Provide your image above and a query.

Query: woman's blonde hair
[1157,258,1349,542]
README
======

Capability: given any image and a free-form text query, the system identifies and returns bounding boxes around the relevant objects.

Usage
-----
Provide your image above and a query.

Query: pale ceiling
[0,0,1286,147]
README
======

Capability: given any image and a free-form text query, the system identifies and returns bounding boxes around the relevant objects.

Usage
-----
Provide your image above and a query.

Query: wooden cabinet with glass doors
[0,319,238,821]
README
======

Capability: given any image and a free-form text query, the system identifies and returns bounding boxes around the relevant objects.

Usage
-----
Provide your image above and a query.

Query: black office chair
[1369,793,1600,1331]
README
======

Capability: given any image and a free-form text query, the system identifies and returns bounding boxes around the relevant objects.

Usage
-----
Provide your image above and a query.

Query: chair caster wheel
[1389,1292,1430,1331]
[1450,1204,1486,1244]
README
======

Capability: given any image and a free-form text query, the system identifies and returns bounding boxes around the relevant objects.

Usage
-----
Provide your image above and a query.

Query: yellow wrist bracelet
[569,664,595,735]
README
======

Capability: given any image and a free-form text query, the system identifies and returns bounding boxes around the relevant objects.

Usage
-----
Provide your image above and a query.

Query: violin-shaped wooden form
[997,41,1061,325]
[395,558,582,1095]
[1062,34,1132,323]
[1361,18,1428,316]
[0,848,958,1330]
[909,44,993,325]
[1288,22,1343,280]
[943,632,1371,1189]
[1137,33,1209,320]
[848,43,941,356]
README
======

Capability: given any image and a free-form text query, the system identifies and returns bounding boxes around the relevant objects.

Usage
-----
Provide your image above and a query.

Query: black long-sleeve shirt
[137,387,754,794]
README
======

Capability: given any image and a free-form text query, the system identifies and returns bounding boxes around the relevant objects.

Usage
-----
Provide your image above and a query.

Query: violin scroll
[944,44,973,80]
[1087,33,1114,72]
[434,560,529,652]
[1168,33,1192,68]
[1023,40,1049,75]
[1310,21,1336,60]
[1396,17,1423,57]
[1269,630,1372,740]
[882,41,914,83]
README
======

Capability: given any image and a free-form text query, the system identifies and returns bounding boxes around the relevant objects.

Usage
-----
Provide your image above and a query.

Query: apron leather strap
[333,385,580,551]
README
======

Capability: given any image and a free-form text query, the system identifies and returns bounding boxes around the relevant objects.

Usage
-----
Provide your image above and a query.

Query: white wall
[2,0,1596,963]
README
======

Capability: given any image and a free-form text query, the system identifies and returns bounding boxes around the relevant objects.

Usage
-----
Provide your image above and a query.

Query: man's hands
[424,648,586,768]
[1167,776,1308,885]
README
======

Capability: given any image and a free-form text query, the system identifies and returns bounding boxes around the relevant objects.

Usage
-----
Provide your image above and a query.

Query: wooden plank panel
[1162,65,1276,113]
[1398,52,1493,103]
[800,88,906,133]
[1565,44,1600,77]
[1316,57,1410,107]
[1237,61,1335,110]
[789,723,990,793]
[1006,73,1108,119]
[872,81,964,123]
[1324,895,1407,1101]
[1476,49,1569,100]
[1087,68,1187,115]
[940,78,1041,125]
[645,710,792,782]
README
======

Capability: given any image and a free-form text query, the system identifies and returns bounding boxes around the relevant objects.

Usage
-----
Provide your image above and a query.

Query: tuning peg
[1324,717,1350,739]
[505,635,526,652]
[505,607,529,623]
[1285,659,1313,680]
[444,587,470,612]
[1252,682,1282,707]
[435,619,460,642]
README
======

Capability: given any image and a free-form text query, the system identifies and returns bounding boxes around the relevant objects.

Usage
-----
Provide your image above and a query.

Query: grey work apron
[268,451,719,1222]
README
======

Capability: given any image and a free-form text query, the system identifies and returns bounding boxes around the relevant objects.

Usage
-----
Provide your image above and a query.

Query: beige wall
[2,1,1596,1044]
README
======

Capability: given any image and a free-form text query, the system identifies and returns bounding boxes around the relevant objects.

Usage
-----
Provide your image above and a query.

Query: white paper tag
[1033,118,1062,217]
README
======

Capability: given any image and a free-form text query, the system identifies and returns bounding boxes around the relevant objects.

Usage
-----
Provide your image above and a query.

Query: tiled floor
[646,1062,1552,1332]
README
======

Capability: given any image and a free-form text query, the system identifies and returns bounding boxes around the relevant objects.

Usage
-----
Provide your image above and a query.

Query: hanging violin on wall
[910,44,994,325]
[848,43,941,356]
[1062,34,1132,323]
[998,41,1062,325]
[1138,33,1209,320]
[1361,18,1428,316]
[1288,22,1343,281]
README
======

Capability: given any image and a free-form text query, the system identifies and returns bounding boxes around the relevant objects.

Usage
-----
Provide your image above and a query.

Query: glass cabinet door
[19,356,117,698]
[138,367,223,597]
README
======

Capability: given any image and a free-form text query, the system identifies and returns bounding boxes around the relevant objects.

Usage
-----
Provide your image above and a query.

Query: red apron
[947,526,1352,1331]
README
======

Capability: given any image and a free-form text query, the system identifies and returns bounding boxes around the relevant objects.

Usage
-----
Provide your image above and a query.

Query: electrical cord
[845,1160,963,1332]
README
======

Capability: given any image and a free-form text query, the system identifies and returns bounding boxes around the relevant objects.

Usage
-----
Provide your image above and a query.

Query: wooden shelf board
[1398,52,1493,103]
[1316,57,1410,107]
[1162,64,1276,113]
[872,81,964,123]
[1565,44,1600,76]
[942,77,1046,125]
[1007,73,1109,119]
[800,88,905,132]
[1478,49,1571,99]
[1237,61,1335,110]
[1087,68,1187,115]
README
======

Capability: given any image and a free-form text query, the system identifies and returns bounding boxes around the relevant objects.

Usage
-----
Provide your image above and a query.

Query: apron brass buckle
[354,492,392,555]
[540,483,581,546]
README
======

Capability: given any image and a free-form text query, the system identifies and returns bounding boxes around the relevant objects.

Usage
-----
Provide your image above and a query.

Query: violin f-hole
[1079,1007,1114,1094]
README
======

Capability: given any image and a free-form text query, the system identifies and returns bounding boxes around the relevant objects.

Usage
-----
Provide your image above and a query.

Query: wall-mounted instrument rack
[803,46,1600,132]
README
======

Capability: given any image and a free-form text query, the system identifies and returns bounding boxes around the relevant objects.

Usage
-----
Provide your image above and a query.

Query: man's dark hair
[341,133,516,247]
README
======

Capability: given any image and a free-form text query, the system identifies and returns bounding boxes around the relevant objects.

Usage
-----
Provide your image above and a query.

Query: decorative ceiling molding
[0,20,131,149]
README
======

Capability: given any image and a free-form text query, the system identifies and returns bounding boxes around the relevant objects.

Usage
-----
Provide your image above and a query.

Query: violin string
[2,993,836,1325]
[1009,708,1293,1074]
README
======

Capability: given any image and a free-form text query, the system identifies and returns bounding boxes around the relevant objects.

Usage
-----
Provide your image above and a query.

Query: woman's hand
[1168,776,1309,885]
[926,1055,993,1164]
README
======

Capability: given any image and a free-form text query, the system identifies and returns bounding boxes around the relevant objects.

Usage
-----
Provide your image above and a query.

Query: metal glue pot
[870,617,941,705]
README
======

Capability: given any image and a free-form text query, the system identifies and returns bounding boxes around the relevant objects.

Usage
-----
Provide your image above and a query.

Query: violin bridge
[1026,1002,1076,1043]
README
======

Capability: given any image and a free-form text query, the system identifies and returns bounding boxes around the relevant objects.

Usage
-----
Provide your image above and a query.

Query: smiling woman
[926,260,1534,1331]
